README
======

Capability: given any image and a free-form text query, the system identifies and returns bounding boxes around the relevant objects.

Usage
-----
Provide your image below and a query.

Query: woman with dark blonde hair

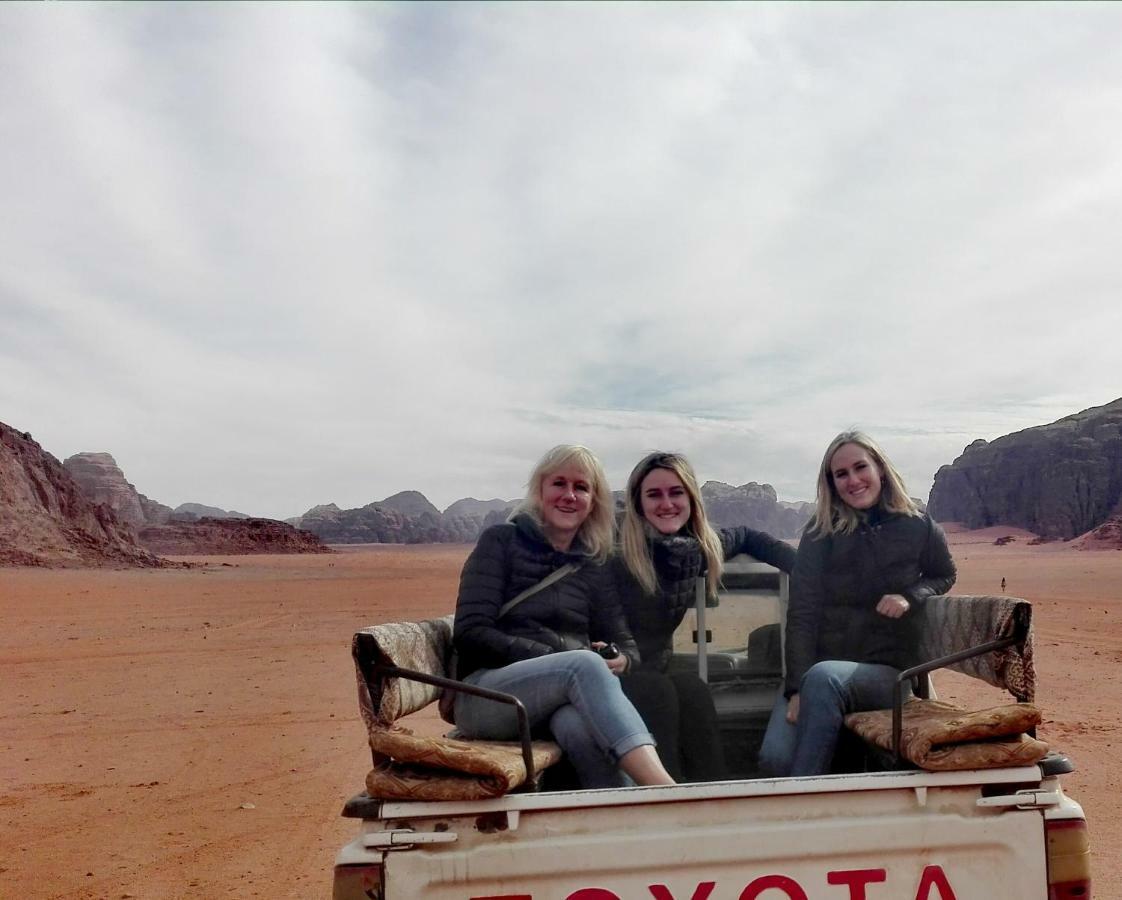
[614,451,796,781]
[758,431,957,778]
[452,445,675,788]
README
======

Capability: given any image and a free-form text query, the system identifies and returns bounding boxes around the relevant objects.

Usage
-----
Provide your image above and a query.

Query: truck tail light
[1046,818,1091,899]
[333,862,384,900]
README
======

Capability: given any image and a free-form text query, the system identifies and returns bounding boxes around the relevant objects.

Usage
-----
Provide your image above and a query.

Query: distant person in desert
[1002,576,1007,592]
[614,451,796,781]
[758,431,957,777]
[451,444,675,788]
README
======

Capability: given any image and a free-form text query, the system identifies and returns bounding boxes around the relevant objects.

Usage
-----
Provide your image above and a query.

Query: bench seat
[842,595,1049,771]
[353,615,561,801]
[845,699,1049,770]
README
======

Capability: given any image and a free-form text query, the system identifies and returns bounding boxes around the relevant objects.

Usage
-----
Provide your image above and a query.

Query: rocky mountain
[700,481,810,540]
[292,499,491,544]
[379,490,442,518]
[443,497,517,518]
[62,448,326,556]
[1,423,162,567]
[292,481,808,545]
[63,452,173,526]
[173,503,252,521]
[137,517,331,556]
[928,398,1122,539]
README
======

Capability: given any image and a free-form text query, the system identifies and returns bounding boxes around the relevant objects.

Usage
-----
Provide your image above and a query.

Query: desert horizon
[1,529,1119,899]
[6,396,1122,570]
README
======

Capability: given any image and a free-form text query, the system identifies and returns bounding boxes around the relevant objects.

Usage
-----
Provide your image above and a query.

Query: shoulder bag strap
[498,562,580,619]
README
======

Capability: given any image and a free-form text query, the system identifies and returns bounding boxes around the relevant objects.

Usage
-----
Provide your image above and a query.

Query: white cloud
[2,2,1121,518]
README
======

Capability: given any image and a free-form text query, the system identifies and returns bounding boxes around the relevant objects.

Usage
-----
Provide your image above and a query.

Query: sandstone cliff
[700,481,810,540]
[0,423,162,567]
[62,450,324,556]
[928,398,1122,539]
[63,452,173,526]
[136,518,331,556]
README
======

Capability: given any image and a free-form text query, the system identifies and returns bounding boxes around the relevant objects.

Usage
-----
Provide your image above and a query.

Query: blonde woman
[452,445,675,788]
[758,431,956,778]
[615,451,796,781]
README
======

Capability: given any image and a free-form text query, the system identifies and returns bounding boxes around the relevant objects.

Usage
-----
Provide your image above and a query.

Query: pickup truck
[334,557,1092,899]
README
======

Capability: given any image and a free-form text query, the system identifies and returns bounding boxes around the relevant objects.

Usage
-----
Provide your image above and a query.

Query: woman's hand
[785,693,800,724]
[591,641,628,676]
[876,593,911,619]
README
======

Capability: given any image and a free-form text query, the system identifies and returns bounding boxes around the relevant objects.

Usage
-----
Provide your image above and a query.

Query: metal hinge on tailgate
[976,789,1062,810]
[363,829,459,849]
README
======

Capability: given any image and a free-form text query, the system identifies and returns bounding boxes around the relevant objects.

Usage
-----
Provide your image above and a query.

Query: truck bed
[338,764,1081,899]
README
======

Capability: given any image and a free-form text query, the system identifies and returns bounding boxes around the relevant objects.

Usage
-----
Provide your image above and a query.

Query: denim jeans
[454,650,655,789]
[757,660,907,778]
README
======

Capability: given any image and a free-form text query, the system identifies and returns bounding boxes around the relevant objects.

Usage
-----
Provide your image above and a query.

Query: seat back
[843,595,1046,772]
[915,595,1034,702]
[351,615,563,801]
[352,614,454,731]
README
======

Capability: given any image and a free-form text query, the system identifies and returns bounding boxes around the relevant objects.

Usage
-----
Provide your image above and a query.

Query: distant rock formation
[444,497,517,518]
[928,398,1122,539]
[63,452,173,526]
[137,517,331,556]
[61,450,314,556]
[140,495,174,525]
[172,503,252,521]
[292,482,808,545]
[0,423,162,567]
[291,498,496,544]
[379,490,442,518]
[778,499,816,517]
[700,481,810,540]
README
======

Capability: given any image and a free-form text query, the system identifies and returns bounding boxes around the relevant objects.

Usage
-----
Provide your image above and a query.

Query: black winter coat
[784,509,956,697]
[453,513,639,680]
[615,526,798,674]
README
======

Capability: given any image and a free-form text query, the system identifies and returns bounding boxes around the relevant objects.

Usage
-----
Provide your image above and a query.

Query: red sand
[2,536,1119,898]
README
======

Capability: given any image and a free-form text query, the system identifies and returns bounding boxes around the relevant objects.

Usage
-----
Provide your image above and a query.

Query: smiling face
[538,464,594,548]
[829,442,884,511]
[639,467,692,535]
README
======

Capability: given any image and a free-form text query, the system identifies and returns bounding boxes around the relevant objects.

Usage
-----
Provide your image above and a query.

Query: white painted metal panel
[382,779,1048,899]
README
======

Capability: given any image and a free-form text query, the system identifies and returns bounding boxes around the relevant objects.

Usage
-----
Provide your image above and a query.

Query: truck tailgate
[375,770,1049,899]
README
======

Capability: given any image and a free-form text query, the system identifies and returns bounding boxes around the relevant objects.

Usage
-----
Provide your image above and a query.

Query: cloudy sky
[2,3,1121,519]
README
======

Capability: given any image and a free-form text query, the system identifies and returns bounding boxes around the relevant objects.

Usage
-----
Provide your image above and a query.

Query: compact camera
[597,642,621,660]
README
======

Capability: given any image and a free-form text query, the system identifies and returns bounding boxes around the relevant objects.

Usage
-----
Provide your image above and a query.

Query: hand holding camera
[597,642,621,660]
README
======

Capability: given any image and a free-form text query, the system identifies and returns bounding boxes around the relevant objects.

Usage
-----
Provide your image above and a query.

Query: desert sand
[2,534,1119,899]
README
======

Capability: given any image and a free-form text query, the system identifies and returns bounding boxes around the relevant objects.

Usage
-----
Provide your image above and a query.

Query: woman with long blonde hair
[452,444,675,788]
[615,451,796,781]
[758,431,956,778]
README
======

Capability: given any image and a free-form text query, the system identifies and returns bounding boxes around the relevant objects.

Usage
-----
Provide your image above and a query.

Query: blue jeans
[454,650,655,788]
[757,660,907,778]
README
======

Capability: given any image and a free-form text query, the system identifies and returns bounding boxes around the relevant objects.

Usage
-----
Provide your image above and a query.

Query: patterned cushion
[352,615,561,800]
[917,596,1035,701]
[845,699,1049,771]
[366,727,562,801]
[354,616,455,727]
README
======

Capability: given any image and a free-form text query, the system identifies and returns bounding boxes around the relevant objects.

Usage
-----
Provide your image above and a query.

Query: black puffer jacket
[784,509,956,697]
[615,526,797,674]
[453,513,639,679]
